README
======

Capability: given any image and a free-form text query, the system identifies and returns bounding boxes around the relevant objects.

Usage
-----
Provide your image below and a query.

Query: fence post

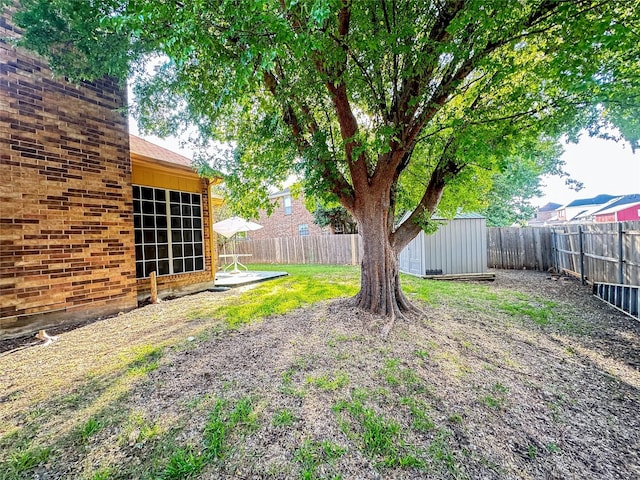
[618,222,624,285]
[150,271,158,304]
[552,229,557,272]
[351,234,357,265]
[578,225,585,286]
[499,229,505,269]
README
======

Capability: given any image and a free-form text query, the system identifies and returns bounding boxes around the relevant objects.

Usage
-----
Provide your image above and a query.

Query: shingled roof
[593,194,640,214]
[565,194,617,208]
[538,202,562,212]
[129,135,192,168]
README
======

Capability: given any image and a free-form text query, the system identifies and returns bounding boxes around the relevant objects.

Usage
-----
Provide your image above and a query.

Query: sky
[534,136,640,208]
[131,123,640,210]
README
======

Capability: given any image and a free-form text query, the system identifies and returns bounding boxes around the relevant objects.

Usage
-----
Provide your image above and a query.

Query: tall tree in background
[12,0,640,329]
[478,141,583,227]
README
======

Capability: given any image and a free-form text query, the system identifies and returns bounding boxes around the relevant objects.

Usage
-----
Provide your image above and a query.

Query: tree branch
[262,69,355,209]
[381,0,564,188]
[391,137,462,250]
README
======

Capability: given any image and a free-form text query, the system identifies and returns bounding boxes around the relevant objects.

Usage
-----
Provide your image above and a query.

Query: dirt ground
[1,269,639,479]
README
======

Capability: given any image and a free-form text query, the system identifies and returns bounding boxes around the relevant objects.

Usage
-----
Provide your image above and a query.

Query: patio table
[219,253,253,273]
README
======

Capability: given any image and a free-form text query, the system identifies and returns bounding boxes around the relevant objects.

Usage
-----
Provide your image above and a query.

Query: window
[298,223,309,236]
[133,186,205,278]
[283,195,292,215]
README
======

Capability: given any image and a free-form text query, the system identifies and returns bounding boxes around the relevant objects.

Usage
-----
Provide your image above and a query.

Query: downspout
[208,180,217,281]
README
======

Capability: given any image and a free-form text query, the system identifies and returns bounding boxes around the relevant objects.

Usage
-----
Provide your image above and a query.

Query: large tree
[12,0,640,328]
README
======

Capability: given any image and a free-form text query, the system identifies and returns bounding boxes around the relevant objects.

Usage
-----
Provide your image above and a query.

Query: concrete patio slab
[214,270,288,287]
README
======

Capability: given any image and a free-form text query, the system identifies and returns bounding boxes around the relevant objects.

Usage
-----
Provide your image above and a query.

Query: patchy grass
[77,416,104,443]
[272,409,297,427]
[294,439,347,480]
[157,396,258,479]
[400,396,435,432]
[1,266,637,479]
[402,274,582,333]
[0,447,51,479]
[306,371,350,391]
[333,395,426,470]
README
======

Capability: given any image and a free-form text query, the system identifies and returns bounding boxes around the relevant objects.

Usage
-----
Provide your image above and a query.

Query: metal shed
[399,213,487,277]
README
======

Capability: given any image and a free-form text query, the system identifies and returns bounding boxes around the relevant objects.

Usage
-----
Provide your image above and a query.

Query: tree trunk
[353,215,419,334]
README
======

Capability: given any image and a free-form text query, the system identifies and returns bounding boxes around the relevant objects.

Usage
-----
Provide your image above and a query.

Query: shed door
[404,231,424,276]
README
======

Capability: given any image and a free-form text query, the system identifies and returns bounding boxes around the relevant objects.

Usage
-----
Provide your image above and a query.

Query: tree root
[381,313,396,339]
[350,292,427,339]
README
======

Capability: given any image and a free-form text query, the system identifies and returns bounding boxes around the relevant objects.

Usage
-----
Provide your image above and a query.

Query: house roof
[269,187,291,198]
[565,194,617,208]
[593,193,640,214]
[129,135,192,168]
[571,209,589,220]
[538,202,562,212]
[594,199,640,216]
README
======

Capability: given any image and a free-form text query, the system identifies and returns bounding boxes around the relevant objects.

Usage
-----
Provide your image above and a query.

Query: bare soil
[1,269,639,479]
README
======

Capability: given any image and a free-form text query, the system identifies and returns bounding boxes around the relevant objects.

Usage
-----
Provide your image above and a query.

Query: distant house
[528,202,563,225]
[555,194,618,223]
[593,194,640,223]
[1,12,222,338]
[537,202,562,221]
[249,188,329,240]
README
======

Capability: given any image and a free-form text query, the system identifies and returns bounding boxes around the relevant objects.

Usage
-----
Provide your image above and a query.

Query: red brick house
[0,11,221,338]
[532,202,562,224]
[248,188,329,240]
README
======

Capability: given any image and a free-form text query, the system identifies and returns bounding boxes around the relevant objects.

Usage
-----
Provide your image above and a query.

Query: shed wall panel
[399,217,487,276]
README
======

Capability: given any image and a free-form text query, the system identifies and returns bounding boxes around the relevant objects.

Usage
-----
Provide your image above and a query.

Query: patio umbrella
[211,216,263,238]
[212,216,263,273]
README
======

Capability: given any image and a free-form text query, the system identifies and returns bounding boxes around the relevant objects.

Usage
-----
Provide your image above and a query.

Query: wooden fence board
[488,222,640,286]
[235,234,363,265]
[488,227,554,270]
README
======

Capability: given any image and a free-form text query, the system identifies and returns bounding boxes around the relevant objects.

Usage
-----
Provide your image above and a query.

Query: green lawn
[188,264,360,327]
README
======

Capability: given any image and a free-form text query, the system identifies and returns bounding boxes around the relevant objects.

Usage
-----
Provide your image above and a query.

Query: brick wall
[0,11,138,338]
[249,193,328,240]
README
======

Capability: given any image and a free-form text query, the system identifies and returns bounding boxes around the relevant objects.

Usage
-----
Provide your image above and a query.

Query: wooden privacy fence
[489,222,640,286]
[553,221,640,286]
[487,227,555,270]
[237,223,639,287]
[235,234,363,265]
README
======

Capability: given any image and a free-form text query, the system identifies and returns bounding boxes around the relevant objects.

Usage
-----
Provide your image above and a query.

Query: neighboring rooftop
[565,194,617,208]
[593,194,640,213]
[129,134,192,168]
[269,187,292,198]
[593,194,640,216]
[538,202,562,212]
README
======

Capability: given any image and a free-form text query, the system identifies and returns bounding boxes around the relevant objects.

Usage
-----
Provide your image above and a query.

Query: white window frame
[283,195,292,215]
